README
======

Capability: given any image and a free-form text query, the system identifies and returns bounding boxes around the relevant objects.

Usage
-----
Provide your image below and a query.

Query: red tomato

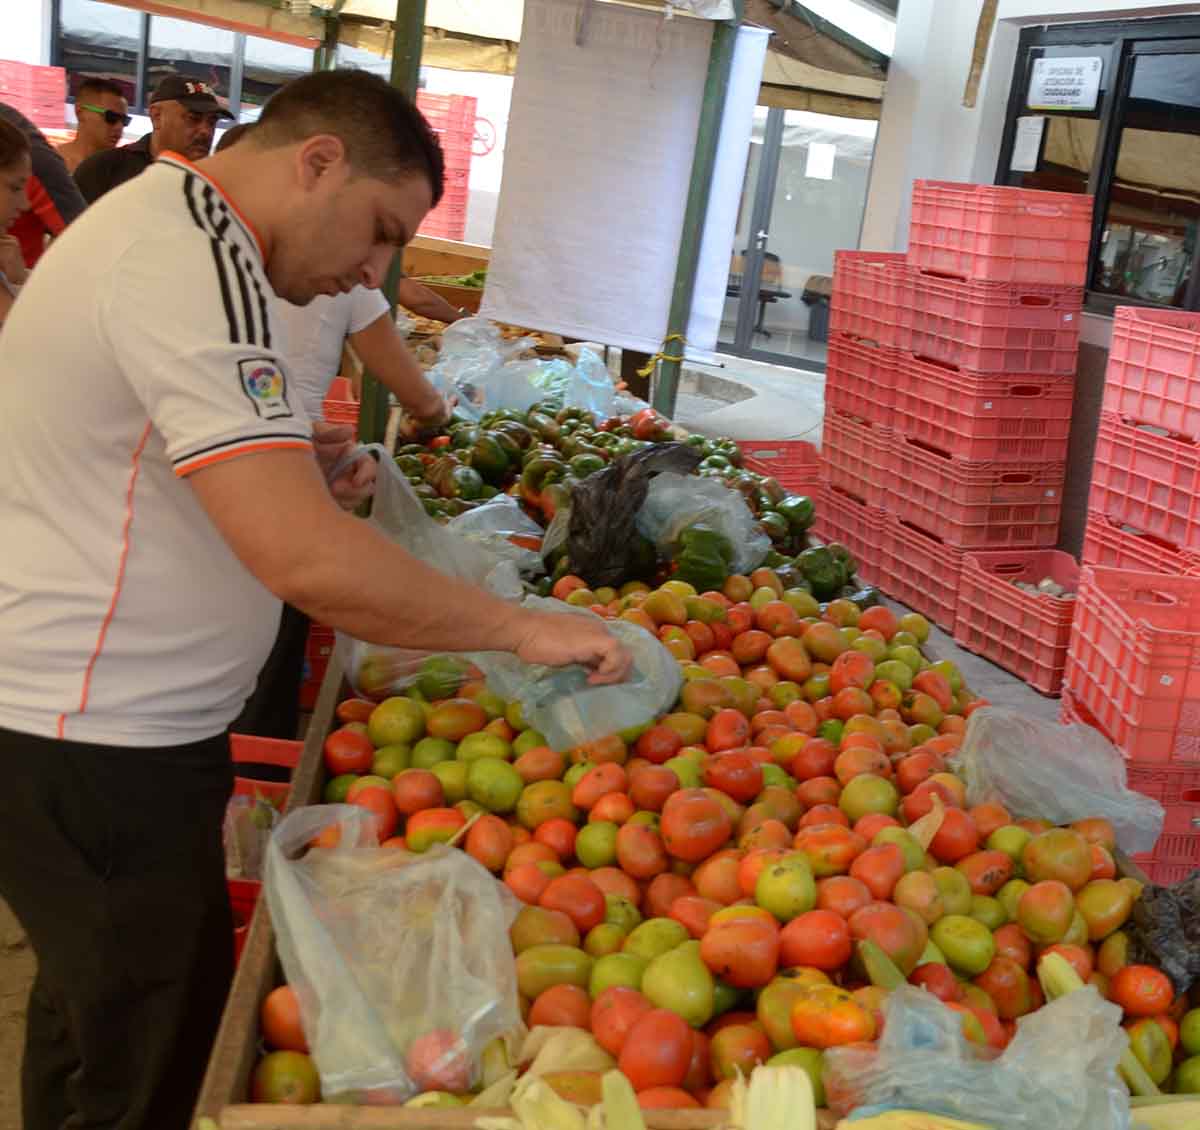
[592,986,654,1057]
[703,752,764,804]
[323,727,374,775]
[661,789,733,863]
[540,874,606,934]
[618,1009,692,1091]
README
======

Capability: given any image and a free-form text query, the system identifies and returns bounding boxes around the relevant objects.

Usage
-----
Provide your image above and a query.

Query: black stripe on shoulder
[227,242,258,348]
[244,258,273,349]
[184,174,240,344]
[172,430,310,467]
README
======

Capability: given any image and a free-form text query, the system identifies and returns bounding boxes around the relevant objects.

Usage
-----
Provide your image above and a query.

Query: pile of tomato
[249,568,1200,1112]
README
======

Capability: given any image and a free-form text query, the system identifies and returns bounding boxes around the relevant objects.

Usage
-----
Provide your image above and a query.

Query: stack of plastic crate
[0,61,66,130]
[1062,307,1200,883]
[820,185,1089,641]
[415,92,476,241]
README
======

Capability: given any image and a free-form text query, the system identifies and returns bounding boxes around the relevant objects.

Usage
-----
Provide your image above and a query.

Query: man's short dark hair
[215,122,252,153]
[76,76,127,103]
[252,69,444,205]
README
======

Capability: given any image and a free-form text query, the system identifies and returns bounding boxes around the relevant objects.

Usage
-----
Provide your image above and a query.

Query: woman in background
[0,118,32,327]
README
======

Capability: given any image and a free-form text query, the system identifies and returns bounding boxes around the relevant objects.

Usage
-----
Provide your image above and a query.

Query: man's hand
[0,237,27,286]
[311,420,376,509]
[511,610,633,685]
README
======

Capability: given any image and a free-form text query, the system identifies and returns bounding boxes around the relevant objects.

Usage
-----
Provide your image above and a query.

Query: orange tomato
[661,789,733,863]
[789,984,876,1048]
[779,909,852,971]
[534,817,578,861]
[592,986,653,1057]
[1109,964,1174,1017]
[699,920,779,989]
[529,984,592,1029]
[540,874,606,934]
[260,985,308,1052]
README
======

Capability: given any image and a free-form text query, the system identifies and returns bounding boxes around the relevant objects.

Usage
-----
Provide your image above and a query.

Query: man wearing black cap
[75,74,233,203]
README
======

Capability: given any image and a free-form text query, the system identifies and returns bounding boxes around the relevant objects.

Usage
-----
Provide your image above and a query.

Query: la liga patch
[238,357,292,420]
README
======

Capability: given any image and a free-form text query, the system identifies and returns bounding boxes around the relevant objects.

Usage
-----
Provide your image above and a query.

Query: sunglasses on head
[79,103,132,127]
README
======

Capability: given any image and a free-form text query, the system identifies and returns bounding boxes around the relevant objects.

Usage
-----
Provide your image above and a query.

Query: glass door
[721,107,879,371]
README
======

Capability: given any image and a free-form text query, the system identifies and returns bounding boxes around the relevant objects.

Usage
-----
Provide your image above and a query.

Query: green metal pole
[651,2,742,419]
[358,0,427,445]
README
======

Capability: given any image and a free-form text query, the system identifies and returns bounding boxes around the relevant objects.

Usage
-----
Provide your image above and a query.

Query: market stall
[193,289,1198,1126]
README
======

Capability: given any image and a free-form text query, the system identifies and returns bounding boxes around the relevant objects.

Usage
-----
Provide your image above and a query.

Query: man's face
[78,90,128,150]
[267,151,433,306]
[152,100,221,160]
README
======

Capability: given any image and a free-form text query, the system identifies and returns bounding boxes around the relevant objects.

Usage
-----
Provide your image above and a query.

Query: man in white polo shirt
[0,70,629,1130]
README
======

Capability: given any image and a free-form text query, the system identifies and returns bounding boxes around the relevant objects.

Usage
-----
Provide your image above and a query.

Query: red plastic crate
[829,250,914,350]
[737,439,821,495]
[228,877,260,965]
[416,91,476,134]
[810,482,886,584]
[876,513,965,632]
[1081,514,1200,576]
[887,436,1064,549]
[909,273,1082,375]
[1103,307,1200,439]
[1088,414,1200,551]
[820,411,892,509]
[907,180,1094,286]
[891,354,1075,463]
[824,335,903,428]
[953,549,1078,695]
[230,733,302,808]
[322,376,360,428]
[1064,567,1200,765]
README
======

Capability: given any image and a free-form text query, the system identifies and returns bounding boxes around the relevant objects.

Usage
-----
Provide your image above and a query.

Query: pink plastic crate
[824,335,903,428]
[1081,514,1200,576]
[907,180,1094,286]
[887,436,1063,549]
[1088,414,1200,551]
[737,439,821,495]
[820,411,892,509]
[909,273,1082,374]
[953,549,1078,695]
[1064,567,1200,765]
[876,514,965,632]
[810,482,886,584]
[891,354,1074,462]
[1102,307,1200,439]
[829,251,914,350]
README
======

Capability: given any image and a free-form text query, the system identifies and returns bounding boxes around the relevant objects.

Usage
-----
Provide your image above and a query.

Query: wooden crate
[401,235,489,280]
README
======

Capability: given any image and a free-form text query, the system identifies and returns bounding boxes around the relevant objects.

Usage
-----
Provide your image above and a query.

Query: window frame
[995,15,1200,315]
[49,0,313,120]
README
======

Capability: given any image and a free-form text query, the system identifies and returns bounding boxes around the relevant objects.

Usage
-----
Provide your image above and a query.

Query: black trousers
[0,726,234,1130]
[231,603,311,740]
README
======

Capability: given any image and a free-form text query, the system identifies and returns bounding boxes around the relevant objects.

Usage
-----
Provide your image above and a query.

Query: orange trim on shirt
[57,419,154,740]
[174,438,313,477]
[161,150,267,260]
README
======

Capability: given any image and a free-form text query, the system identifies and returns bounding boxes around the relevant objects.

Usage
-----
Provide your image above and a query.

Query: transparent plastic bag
[426,317,538,421]
[562,347,616,419]
[952,708,1164,855]
[446,495,545,576]
[636,471,770,574]
[469,596,682,752]
[223,793,279,881]
[264,805,523,1104]
[824,985,1130,1130]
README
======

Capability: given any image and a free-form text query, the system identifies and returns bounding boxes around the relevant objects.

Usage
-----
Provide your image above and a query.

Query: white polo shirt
[273,286,389,420]
[0,155,313,747]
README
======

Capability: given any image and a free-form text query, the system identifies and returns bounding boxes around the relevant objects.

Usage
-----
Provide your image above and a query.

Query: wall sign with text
[1028,56,1103,111]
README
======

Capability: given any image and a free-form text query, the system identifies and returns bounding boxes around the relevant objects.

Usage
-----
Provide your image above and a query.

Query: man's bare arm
[349,313,448,424]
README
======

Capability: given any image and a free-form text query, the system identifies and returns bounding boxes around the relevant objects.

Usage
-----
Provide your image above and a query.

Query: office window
[56,0,140,105]
[241,36,313,121]
[147,15,234,103]
[998,18,1200,312]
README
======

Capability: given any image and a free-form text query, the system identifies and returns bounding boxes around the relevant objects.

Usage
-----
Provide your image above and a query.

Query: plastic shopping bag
[446,495,545,576]
[824,985,1130,1130]
[636,471,770,574]
[264,805,523,1104]
[952,708,1164,855]
[469,596,683,753]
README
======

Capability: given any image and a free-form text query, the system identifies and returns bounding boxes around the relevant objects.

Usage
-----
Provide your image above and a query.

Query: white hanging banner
[686,22,772,353]
[480,0,769,356]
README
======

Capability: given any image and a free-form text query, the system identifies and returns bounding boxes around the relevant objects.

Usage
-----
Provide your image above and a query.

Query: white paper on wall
[480,0,769,357]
